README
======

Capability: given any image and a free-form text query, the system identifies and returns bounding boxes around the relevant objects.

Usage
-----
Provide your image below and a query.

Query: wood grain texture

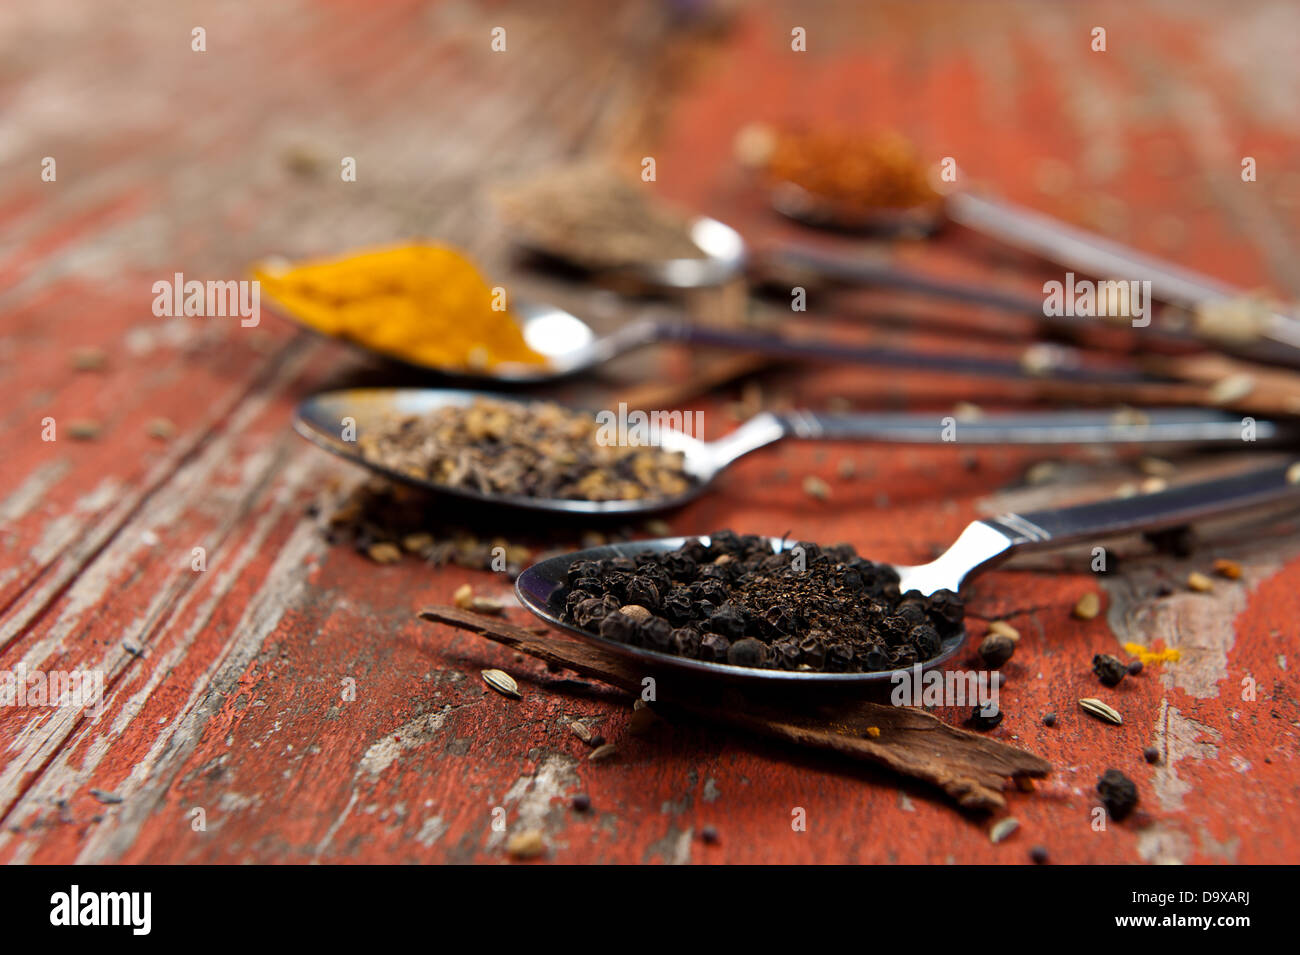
[2,0,1299,864]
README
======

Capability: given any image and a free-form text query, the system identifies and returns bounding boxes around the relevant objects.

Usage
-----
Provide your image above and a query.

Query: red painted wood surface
[2,0,1299,864]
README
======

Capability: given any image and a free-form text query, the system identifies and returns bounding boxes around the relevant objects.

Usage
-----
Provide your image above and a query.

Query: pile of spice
[254,244,546,371]
[492,164,706,270]
[317,477,536,575]
[745,125,939,214]
[557,531,964,672]
[357,398,694,503]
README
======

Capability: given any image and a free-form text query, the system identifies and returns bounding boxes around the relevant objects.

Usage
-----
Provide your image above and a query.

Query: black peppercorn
[1097,769,1139,820]
[1142,746,1160,764]
[661,588,695,625]
[706,606,746,639]
[979,633,1016,668]
[1092,653,1126,687]
[700,632,731,662]
[970,703,1003,731]
[1029,846,1049,865]
[639,616,673,650]
[573,597,612,629]
[670,627,701,658]
[599,612,637,644]
[727,637,768,668]
[1043,712,1057,727]
[625,576,660,613]
[908,623,941,659]
[1127,659,1144,676]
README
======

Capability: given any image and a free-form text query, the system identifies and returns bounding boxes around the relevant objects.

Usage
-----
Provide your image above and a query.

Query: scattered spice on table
[1092,653,1126,688]
[1073,591,1101,619]
[1097,769,1139,820]
[253,244,546,372]
[557,530,964,673]
[987,620,1020,642]
[1123,641,1181,666]
[315,477,666,575]
[989,817,1019,844]
[505,830,546,859]
[146,417,176,441]
[356,397,693,503]
[969,704,1003,731]
[1186,570,1214,592]
[979,632,1015,668]
[492,163,706,270]
[1079,698,1123,725]
[1212,557,1242,579]
[66,418,103,441]
[70,346,107,371]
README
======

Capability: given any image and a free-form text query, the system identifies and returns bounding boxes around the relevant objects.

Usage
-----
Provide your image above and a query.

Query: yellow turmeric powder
[253,244,546,371]
[1123,642,1181,666]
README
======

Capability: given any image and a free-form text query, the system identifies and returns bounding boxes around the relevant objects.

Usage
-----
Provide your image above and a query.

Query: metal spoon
[293,387,1287,516]
[515,460,1300,685]
[773,186,1300,364]
[273,288,1160,387]
[521,208,1052,317]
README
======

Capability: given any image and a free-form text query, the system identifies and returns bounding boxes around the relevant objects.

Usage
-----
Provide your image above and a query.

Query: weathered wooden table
[3,0,1299,864]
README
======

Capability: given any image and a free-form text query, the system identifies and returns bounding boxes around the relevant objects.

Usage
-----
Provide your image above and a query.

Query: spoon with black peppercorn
[294,387,1293,517]
[515,461,1300,685]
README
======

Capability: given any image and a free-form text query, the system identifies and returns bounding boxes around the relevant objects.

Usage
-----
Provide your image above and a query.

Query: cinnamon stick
[418,605,1050,812]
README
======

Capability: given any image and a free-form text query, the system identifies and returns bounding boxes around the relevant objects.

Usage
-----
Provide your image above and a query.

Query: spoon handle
[767,243,1043,315]
[984,461,1300,552]
[946,191,1300,353]
[772,408,1281,445]
[657,321,1145,383]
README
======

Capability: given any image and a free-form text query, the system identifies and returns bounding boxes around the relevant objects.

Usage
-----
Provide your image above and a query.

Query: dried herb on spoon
[357,397,694,503]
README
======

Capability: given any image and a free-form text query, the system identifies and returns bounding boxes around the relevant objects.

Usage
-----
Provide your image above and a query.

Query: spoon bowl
[768,180,946,237]
[292,387,719,516]
[267,296,604,385]
[514,535,967,687]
